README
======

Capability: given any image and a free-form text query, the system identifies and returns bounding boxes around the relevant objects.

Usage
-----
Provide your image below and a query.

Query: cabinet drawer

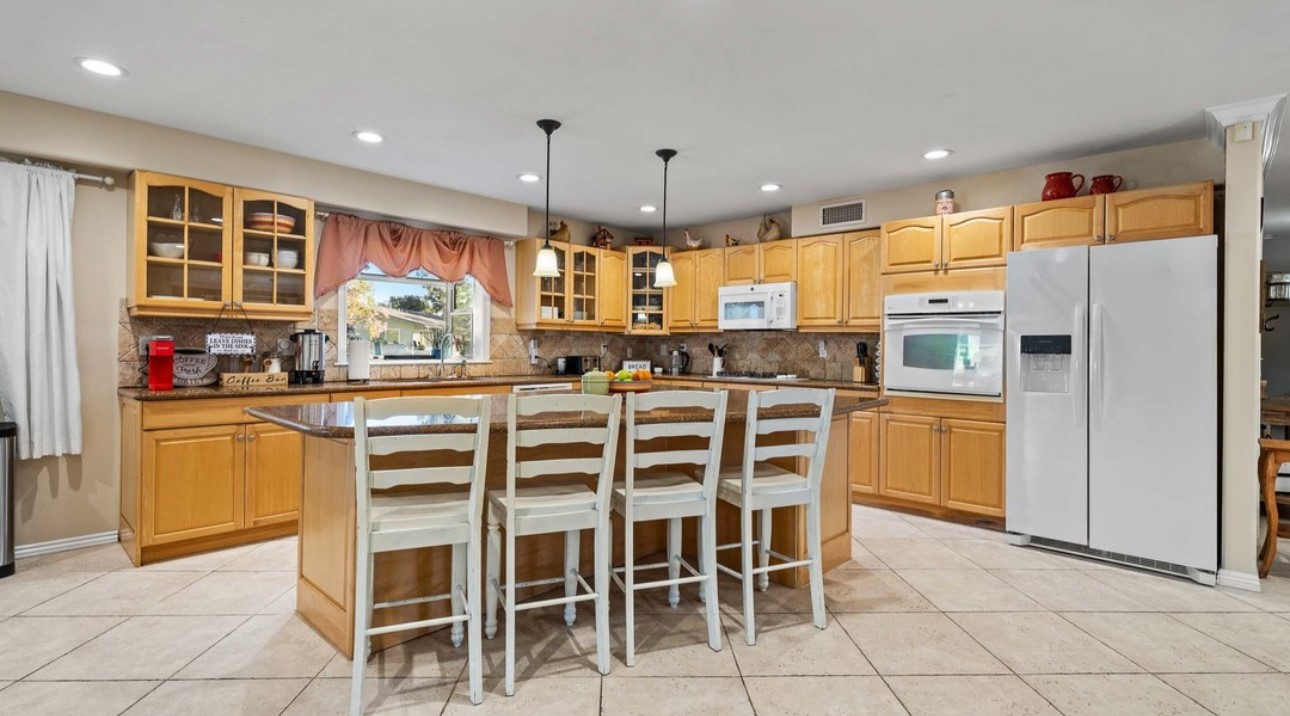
[141,393,328,429]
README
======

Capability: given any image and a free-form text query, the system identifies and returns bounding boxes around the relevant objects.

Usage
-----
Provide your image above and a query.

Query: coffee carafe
[669,348,691,376]
[289,328,328,384]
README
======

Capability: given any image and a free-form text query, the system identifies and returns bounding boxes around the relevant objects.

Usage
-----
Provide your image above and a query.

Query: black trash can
[0,422,14,578]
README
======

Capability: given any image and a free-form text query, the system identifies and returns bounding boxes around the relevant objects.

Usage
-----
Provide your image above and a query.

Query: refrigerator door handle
[1073,303,1086,428]
[1090,302,1104,430]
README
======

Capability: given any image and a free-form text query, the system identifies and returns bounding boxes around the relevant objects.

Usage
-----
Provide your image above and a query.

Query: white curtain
[0,163,82,459]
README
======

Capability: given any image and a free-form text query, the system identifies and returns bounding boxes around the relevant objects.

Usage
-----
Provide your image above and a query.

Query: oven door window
[903,333,980,371]
[723,300,766,321]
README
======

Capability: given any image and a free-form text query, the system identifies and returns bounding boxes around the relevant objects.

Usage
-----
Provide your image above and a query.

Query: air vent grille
[820,199,866,228]
[1030,537,1190,577]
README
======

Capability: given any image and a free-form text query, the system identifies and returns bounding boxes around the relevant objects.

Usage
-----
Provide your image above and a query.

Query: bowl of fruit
[607,368,653,393]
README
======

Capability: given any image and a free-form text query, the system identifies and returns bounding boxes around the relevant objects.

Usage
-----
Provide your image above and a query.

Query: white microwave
[718,282,797,331]
[883,290,1005,398]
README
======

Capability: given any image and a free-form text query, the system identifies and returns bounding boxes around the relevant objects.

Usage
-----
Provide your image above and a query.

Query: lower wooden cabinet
[246,423,304,527]
[875,412,1005,516]
[848,410,879,494]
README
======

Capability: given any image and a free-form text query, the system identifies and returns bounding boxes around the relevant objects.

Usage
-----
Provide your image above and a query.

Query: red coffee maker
[147,337,175,391]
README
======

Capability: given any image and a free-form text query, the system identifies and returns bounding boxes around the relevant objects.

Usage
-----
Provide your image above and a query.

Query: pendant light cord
[545,128,552,244]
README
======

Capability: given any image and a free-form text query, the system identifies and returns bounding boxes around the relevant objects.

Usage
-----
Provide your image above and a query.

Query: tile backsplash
[117,299,877,386]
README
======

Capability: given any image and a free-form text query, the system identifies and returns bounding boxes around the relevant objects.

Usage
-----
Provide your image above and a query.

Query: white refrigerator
[1005,235,1218,582]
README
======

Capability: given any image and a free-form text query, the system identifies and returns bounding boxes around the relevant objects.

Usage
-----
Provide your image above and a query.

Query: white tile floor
[1,505,1288,715]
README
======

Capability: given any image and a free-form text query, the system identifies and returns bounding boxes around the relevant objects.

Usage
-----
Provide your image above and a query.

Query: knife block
[852,358,870,384]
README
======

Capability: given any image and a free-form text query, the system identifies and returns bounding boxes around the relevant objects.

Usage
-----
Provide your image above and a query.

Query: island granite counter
[249,387,885,656]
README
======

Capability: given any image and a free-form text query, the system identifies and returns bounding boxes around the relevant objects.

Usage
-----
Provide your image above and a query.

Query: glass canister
[935,189,956,215]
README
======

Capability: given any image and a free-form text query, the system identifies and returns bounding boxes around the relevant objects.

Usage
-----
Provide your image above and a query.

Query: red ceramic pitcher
[1042,172,1084,201]
[1089,174,1124,195]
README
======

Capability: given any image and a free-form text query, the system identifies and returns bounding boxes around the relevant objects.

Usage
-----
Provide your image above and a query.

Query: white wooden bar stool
[484,393,622,696]
[612,389,729,666]
[350,395,491,714]
[715,387,835,646]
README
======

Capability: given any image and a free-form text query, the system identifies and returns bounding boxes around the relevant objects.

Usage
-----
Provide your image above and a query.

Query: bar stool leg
[504,528,517,697]
[741,505,757,646]
[625,514,637,667]
[450,543,465,647]
[466,534,484,705]
[349,549,373,716]
[667,517,682,607]
[806,499,826,630]
[564,529,580,626]
[696,512,708,604]
[594,514,611,675]
[702,512,721,652]
[485,516,500,639]
[758,508,772,592]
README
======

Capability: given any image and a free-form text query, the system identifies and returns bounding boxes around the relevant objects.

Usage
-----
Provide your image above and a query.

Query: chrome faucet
[438,333,456,378]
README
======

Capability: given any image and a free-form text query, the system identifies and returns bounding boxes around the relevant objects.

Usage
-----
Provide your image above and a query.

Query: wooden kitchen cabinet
[142,424,246,545]
[941,206,1011,269]
[849,410,880,494]
[845,230,882,328]
[878,413,940,505]
[1013,195,1105,250]
[232,188,315,320]
[797,234,846,327]
[725,245,759,285]
[940,419,1006,517]
[693,248,725,329]
[245,423,304,527]
[881,216,942,274]
[667,251,696,331]
[1104,181,1213,244]
[567,245,601,327]
[759,239,798,283]
[598,249,627,329]
[626,247,669,335]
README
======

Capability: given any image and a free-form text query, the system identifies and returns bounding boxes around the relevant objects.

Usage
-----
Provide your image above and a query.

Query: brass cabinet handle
[249,434,257,441]
[235,433,245,442]
[1107,234,1116,243]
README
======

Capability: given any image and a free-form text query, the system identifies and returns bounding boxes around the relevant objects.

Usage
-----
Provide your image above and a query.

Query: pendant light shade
[653,148,679,289]
[533,119,562,278]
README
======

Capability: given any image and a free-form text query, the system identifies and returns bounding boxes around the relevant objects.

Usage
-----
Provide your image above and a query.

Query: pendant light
[653,148,678,288]
[532,119,563,278]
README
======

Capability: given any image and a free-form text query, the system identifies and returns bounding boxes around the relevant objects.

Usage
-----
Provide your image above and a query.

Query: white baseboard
[1216,568,1262,593]
[15,531,118,560]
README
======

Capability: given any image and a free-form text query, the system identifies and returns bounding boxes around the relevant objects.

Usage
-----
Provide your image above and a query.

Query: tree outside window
[339,265,489,362]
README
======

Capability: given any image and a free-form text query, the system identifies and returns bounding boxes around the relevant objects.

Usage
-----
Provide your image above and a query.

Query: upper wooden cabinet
[797,234,847,327]
[881,216,942,274]
[1014,195,1105,251]
[626,247,668,334]
[941,207,1011,269]
[567,245,601,328]
[668,248,724,332]
[127,172,315,321]
[845,230,882,328]
[599,249,627,330]
[759,240,798,283]
[1105,181,1213,244]
[725,244,759,285]
[515,239,570,329]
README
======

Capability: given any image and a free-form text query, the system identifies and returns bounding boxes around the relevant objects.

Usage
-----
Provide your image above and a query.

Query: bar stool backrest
[625,390,729,504]
[739,388,836,497]
[352,395,492,535]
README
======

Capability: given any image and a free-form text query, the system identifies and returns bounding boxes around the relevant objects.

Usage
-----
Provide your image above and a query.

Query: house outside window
[338,264,490,363]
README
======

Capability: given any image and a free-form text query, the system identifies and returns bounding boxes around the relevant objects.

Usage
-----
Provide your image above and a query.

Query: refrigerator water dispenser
[1019,335,1071,394]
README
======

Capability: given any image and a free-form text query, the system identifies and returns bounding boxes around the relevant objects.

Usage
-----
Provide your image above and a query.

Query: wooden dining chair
[714,387,836,646]
[1258,438,1290,578]
[484,392,622,696]
[350,395,491,713]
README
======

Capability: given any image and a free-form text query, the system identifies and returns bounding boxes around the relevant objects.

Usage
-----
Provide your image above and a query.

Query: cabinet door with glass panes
[533,241,569,327]
[129,171,233,315]
[232,188,314,319]
[567,245,600,327]
[626,247,669,334]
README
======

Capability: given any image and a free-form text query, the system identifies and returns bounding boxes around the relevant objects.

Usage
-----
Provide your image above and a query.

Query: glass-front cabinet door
[232,188,314,318]
[569,246,599,327]
[627,247,668,334]
[130,172,232,314]
[535,242,568,326]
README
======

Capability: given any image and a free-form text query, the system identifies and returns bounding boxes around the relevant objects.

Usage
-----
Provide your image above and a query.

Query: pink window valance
[315,213,513,306]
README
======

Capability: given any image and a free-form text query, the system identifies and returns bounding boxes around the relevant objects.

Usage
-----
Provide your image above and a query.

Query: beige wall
[13,172,128,545]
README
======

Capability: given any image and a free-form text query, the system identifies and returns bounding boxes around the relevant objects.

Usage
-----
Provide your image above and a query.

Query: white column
[1207,95,1285,591]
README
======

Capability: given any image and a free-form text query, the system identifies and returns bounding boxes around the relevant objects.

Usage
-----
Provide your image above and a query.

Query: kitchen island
[249,387,884,656]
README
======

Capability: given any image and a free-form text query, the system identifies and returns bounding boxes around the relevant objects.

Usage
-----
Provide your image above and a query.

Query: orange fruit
[604,370,616,381]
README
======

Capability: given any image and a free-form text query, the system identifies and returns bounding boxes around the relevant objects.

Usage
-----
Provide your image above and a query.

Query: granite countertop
[118,373,879,401]
[247,387,886,439]
[657,373,880,392]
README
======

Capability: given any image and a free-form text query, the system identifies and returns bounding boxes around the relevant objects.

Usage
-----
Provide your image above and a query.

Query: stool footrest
[366,613,466,636]
[630,573,709,591]
[374,592,453,610]
[514,590,598,612]
[753,558,813,575]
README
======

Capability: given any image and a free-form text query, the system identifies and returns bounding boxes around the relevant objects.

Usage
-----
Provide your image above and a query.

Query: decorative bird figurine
[549,220,571,243]
[757,215,783,242]
[725,233,741,247]
[684,229,702,249]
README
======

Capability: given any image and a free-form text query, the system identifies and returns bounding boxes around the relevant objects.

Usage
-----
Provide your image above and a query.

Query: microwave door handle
[1090,302,1104,431]
[1073,303,1085,428]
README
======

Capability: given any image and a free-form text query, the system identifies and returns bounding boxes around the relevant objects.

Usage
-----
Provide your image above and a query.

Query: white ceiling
[2,1,1289,232]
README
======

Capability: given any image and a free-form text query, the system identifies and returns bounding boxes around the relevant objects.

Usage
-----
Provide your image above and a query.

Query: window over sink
[337,264,490,363]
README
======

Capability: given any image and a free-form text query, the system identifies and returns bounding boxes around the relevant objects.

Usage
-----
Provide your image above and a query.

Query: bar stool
[715,387,835,646]
[613,389,729,666]
[485,393,622,696]
[350,395,491,714]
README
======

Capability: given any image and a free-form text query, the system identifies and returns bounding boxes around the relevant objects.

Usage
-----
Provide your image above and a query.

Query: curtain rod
[1,157,116,186]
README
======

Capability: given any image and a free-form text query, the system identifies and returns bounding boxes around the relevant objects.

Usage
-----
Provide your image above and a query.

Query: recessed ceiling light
[923,148,952,160]
[760,183,782,192]
[76,57,125,77]
[353,130,384,144]
[517,173,541,183]
[639,205,657,213]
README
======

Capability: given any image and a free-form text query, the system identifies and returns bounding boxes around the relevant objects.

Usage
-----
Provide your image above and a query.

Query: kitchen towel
[0,163,82,459]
